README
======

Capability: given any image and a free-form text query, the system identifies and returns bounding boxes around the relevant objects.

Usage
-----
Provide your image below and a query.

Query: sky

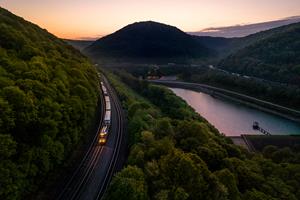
[1,0,300,39]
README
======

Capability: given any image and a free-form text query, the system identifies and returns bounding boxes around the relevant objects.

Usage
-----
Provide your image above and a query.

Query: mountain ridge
[84,21,214,63]
[219,22,300,85]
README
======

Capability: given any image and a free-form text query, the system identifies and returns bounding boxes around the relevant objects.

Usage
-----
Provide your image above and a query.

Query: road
[56,75,125,200]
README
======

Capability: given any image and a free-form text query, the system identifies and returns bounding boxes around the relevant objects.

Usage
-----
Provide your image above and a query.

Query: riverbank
[151,80,300,123]
[230,135,300,152]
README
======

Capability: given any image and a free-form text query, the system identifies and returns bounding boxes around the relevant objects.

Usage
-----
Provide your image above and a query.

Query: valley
[1,3,300,200]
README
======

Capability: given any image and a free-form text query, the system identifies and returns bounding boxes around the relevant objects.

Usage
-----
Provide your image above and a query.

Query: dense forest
[0,8,99,199]
[219,22,300,86]
[103,70,300,200]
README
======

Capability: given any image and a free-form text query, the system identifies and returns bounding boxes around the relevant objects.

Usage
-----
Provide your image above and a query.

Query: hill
[84,21,213,63]
[219,22,300,85]
[194,36,238,56]
[0,7,99,199]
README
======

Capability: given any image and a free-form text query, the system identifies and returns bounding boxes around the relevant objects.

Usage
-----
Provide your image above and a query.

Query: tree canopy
[0,8,99,199]
[219,22,300,86]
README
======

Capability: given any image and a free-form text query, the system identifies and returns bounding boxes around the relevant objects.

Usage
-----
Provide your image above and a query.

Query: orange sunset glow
[1,0,300,39]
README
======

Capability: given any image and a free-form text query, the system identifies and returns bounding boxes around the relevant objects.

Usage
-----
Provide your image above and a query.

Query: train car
[102,85,108,95]
[105,100,111,110]
[105,96,110,102]
[98,125,109,145]
[101,82,108,95]
[104,110,111,125]
[100,125,109,137]
[105,95,111,110]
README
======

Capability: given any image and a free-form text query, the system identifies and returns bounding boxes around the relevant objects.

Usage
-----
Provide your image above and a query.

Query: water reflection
[171,88,300,136]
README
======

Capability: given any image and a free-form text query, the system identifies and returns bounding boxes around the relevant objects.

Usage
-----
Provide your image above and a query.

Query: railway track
[56,74,124,200]
[56,76,105,200]
[95,76,124,200]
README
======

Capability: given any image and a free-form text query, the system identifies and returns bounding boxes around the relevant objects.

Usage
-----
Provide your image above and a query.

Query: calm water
[170,88,300,136]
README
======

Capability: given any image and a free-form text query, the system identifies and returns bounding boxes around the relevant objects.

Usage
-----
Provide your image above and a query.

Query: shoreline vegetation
[102,69,300,200]
[112,64,300,116]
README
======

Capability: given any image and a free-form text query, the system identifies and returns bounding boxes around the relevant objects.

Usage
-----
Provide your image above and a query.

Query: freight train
[99,81,111,145]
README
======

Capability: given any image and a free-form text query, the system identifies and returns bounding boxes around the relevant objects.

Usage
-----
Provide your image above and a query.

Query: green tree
[214,169,240,200]
[104,166,149,200]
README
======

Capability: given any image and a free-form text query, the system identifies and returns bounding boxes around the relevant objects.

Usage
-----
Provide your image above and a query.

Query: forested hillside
[84,21,213,63]
[219,22,300,86]
[103,71,300,200]
[0,8,99,199]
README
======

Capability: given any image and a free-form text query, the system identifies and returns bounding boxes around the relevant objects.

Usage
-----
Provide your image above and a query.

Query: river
[170,88,300,136]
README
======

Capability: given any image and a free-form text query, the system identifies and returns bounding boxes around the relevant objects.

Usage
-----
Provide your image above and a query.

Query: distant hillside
[84,21,214,63]
[82,20,300,86]
[65,39,93,51]
[219,22,300,85]
[0,7,98,199]
[194,36,238,56]
[190,16,300,37]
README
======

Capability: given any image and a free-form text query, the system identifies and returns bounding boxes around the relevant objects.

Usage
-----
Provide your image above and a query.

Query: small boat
[253,121,259,130]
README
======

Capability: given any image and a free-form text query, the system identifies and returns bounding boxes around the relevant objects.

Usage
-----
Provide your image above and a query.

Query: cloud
[189,16,300,38]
